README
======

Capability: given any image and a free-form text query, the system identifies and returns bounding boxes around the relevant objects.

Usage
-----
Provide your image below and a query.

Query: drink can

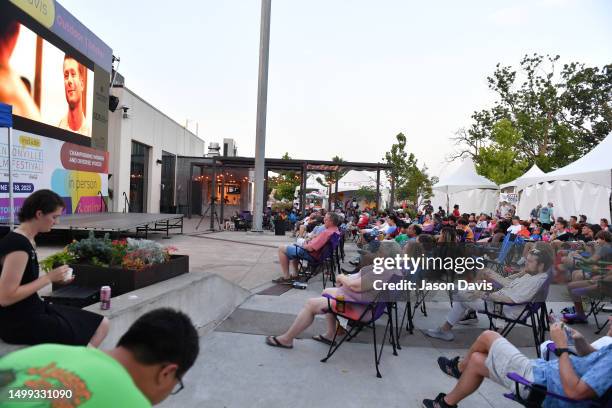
[100,286,111,310]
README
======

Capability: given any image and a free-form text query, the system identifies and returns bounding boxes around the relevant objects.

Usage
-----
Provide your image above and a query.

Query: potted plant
[44,232,189,297]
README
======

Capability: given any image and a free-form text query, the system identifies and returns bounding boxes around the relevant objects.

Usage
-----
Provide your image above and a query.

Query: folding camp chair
[479,270,552,357]
[485,233,515,276]
[294,233,340,287]
[503,372,612,407]
[573,259,612,334]
[323,233,342,289]
[320,277,400,378]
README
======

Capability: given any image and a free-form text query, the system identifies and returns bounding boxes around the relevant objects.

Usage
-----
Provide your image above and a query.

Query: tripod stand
[196,203,222,231]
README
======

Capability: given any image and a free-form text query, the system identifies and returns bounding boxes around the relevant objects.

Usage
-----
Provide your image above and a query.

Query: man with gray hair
[273,212,340,283]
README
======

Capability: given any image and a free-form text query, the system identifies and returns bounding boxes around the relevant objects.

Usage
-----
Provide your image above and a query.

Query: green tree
[474,119,528,184]
[383,133,435,206]
[354,186,377,202]
[268,152,300,201]
[451,54,612,172]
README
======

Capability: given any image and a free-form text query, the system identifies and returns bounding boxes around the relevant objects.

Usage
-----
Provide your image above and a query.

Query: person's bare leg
[457,330,501,372]
[88,317,110,348]
[275,297,329,346]
[291,259,300,276]
[444,351,490,405]
[278,246,291,279]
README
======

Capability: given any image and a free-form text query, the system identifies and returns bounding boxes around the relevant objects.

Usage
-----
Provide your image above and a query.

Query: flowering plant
[120,238,177,270]
[42,232,178,271]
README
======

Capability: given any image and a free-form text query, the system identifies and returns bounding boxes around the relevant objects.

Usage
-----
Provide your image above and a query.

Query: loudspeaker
[109,95,119,112]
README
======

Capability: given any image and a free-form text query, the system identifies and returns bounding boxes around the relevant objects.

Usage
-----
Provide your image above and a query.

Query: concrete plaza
[34,219,607,408]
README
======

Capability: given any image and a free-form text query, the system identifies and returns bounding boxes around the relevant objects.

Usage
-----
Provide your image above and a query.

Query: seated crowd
[1,191,609,406]
[268,199,612,406]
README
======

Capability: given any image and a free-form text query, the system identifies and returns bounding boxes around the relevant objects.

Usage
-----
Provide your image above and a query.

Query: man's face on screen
[63,58,83,109]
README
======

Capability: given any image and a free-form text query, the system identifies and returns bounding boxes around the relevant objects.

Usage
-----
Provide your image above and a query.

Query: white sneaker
[425,328,455,341]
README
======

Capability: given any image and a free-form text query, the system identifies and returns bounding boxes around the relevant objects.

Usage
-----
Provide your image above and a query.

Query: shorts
[286,245,315,262]
[485,337,534,398]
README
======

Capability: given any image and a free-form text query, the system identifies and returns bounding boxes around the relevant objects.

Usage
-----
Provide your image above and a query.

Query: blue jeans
[286,245,315,262]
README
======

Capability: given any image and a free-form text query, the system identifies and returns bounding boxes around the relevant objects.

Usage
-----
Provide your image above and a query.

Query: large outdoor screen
[0,1,111,146]
[2,22,94,137]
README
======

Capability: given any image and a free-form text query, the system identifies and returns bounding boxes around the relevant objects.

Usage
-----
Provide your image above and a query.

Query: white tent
[337,170,390,208]
[500,164,545,192]
[305,173,328,191]
[516,133,612,221]
[337,170,389,192]
[432,158,499,214]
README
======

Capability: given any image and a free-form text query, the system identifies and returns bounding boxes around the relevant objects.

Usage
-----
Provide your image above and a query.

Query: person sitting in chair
[266,242,402,348]
[273,213,340,284]
[423,318,612,408]
[425,243,553,341]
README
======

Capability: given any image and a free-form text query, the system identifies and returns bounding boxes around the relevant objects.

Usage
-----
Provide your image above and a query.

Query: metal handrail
[122,192,131,213]
[97,191,107,213]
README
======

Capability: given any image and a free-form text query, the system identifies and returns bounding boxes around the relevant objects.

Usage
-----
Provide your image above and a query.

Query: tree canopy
[383,133,436,206]
[451,54,611,183]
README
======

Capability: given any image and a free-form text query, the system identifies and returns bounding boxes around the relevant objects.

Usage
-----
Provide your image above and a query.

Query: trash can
[274,219,286,236]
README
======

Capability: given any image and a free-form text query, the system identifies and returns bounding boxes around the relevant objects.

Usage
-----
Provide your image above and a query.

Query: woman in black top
[0,190,109,346]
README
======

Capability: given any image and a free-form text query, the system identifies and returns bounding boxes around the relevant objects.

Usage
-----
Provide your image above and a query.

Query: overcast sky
[60,0,611,178]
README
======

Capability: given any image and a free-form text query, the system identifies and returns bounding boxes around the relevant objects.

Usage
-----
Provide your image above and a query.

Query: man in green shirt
[0,308,199,407]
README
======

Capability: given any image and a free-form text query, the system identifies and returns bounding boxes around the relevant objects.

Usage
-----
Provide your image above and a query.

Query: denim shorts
[286,245,315,262]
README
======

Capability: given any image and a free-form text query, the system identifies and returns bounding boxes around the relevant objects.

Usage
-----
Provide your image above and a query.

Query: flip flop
[265,336,293,349]
[312,334,336,346]
[272,277,294,284]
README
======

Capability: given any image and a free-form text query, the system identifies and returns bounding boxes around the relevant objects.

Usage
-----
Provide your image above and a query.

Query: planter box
[52,255,189,297]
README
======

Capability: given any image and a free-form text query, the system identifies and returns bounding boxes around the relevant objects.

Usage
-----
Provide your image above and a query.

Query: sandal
[437,356,461,379]
[562,313,588,324]
[312,334,336,346]
[265,336,293,349]
[272,276,294,284]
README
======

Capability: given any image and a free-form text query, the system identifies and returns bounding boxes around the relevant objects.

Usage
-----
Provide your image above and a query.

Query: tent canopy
[500,164,545,190]
[433,158,498,194]
[518,133,612,189]
[337,170,389,192]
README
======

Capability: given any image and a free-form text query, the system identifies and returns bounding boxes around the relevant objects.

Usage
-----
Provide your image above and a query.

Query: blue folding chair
[503,372,612,407]
[485,233,515,276]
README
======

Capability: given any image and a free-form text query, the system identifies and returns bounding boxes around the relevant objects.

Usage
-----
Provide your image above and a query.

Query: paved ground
[36,219,609,408]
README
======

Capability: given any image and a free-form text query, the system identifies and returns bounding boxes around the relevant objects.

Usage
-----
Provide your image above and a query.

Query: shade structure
[432,158,498,215]
[517,133,612,189]
[337,170,389,192]
[516,133,612,221]
[433,158,498,194]
[305,173,328,191]
[500,164,545,191]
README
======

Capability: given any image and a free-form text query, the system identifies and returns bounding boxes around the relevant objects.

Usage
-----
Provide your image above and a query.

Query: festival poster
[0,128,108,221]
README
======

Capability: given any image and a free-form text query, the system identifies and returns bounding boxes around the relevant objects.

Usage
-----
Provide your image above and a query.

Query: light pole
[252,0,272,232]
